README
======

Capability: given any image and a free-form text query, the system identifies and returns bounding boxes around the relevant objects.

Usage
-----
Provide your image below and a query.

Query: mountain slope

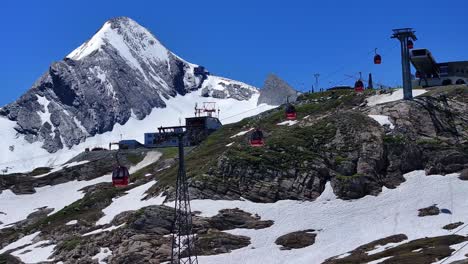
[1,86,467,264]
[0,17,275,173]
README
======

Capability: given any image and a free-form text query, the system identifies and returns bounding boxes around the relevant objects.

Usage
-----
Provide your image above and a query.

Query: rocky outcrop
[257,74,298,105]
[0,253,22,264]
[206,208,274,230]
[195,230,250,256]
[324,234,466,264]
[418,205,441,217]
[443,222,464,230]
[275,229,317,250]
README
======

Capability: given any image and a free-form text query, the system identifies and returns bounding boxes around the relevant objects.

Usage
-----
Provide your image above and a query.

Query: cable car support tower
[392,28,417,100]
[158,125,199,264]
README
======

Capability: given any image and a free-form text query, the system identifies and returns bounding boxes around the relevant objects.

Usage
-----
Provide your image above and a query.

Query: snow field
[0,175,110,229]
[0,151,161,229]
[92,247,113,264]
[187,171,467,264]
[10,240,56,263]
[96,181,166,226]
[366,89,427,106]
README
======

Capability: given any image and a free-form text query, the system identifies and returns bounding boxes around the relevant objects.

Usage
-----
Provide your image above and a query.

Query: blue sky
[1,0,467,106]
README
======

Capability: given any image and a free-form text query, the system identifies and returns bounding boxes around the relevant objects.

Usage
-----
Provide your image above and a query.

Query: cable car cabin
[285,104,297,120]
[354,80,364,92]
[374,54,382,64]
[250,129,265,147]
[407,40,414,49]
[112,166,129,187]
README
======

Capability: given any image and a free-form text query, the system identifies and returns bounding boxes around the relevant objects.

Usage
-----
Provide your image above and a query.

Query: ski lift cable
[326,43,399,88]
[439,240,468,263]
[219,104,270,122]
[331,44,398,86]
[321,43,398,84]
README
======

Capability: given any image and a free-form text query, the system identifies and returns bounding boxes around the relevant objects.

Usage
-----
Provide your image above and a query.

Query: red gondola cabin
[354,80,364,92]
[112,166,129,187]
[374,54,382,64]
[407,40,414,49]
[250,129,265,147]
[285,104,297,120]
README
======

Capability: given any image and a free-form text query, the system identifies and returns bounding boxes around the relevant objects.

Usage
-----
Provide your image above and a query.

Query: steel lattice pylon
[157,128,198,264]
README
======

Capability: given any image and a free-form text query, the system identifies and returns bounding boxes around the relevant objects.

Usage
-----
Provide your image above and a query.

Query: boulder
[275,229,317,250]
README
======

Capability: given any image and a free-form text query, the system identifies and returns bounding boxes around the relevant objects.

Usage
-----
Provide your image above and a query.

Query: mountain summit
[0,17,262,158]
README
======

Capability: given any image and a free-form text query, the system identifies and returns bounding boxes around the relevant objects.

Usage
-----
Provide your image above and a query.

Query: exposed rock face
[186,87,468,201]
[443,222,464,230]
[14,204,271,263]
[257,74,298,105]
[418,205,441,217]
[206,208,274,230]
[275,229,317,250]
[0,17,258,153]
[195,230,250,256]
[459,169,468,180]
[324,234,466,264]
[0,253,22,264]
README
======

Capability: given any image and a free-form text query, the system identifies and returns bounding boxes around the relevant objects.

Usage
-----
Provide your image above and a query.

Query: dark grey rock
[195,230,250,256]
[443,222,464,230]
[275,229,317,250]
[418,205,440,217]
[207,208,273,230]
[459,169,468,180]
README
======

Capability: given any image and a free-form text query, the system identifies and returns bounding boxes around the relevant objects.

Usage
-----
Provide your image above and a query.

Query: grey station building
[410,48,468,87]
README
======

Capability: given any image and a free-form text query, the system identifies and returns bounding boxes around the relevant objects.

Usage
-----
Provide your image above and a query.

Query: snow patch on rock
[367,89,427,106]
[368,115,395,129]
[92,247,113,264]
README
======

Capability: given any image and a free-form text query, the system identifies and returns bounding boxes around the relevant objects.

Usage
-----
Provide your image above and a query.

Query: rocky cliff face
[164,86,468,202]
[257,74,299,106]
[0,17,258,153]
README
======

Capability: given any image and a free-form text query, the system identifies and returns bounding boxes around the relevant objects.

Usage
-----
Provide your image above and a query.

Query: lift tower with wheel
[392,28,417,100]
[158,125,199,264]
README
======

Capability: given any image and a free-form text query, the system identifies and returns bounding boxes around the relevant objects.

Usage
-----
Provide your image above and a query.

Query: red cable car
[112,166,129,187]
[354,80,364,92]
[407,40,414,49]
[374,54,382,64]
[285,104,297,120]
[373,49,382,64]
[249,129,265,147]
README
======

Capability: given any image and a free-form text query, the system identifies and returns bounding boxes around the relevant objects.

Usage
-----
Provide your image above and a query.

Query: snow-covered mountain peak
[0,17,274,172]
[67,16,170,64]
